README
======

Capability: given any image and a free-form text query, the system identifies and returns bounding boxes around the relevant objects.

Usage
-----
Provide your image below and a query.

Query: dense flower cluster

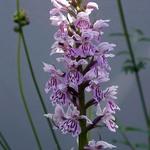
[44,0,120,149]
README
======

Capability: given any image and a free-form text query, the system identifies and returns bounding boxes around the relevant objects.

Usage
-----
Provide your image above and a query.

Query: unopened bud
[13,9,30,28]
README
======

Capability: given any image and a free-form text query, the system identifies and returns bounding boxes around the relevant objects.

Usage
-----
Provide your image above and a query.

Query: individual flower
[87,83,104,103]
[45,104,92,137]
[43,62,64,93]
[50,12,67,26]
[43,62,64,75]
[102,112,118,132]
[95,55,111,71]
[103,86,118,101]
[96,105,119,132]
[50,0,70,14]
[96,42,116,57]
[93,20,110,32]
[86,2,99,15]
[54,21,69,41]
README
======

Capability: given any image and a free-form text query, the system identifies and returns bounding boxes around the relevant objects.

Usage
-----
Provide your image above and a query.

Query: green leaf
[124,126,145,132]
[122,59,135,74]
[133,28,144,36]
[136,61,146,71]
[122,59,146,74]
[122,65,136,74]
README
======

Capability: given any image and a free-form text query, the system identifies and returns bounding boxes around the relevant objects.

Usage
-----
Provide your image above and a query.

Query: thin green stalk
[0,131,11,150]
[17,34,43,150]
[15,0,61,149]
[116,0,150,148]
[0,140,7,150]
[19,29,61,150]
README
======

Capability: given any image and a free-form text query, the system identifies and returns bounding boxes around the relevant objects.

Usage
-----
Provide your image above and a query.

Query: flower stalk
[78,84,88,150]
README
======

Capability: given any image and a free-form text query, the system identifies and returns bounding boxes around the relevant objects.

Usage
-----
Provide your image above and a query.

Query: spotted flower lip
[105,100,120,114]
[80,42,96,57]
[74,12,91,30]
[44,76,60,93]
[65,69,83,91]
[50,87,70,106]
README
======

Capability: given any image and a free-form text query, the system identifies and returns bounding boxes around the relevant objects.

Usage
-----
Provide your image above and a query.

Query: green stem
[116,0,150,148]
[17,34,43,150]
[78,83,88,150]
[19,29,61,150]
[0,131,11,150]
[15,0,61,149]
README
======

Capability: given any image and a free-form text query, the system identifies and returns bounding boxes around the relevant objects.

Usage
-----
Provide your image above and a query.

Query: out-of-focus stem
[0,140,7,150]
[0,131,11,150]
[15,0,61,149]
[17,34,43,150]
[19,29,61,150]
[116,0,150,148]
